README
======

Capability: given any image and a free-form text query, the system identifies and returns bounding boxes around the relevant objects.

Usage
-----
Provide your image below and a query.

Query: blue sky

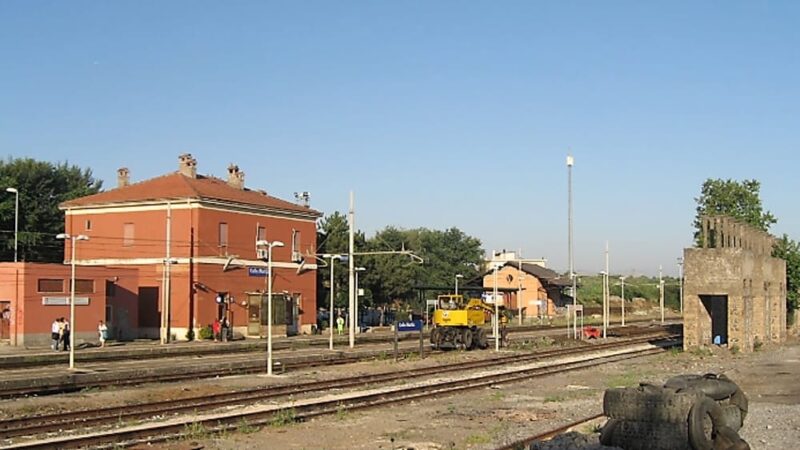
[2,1,798,276]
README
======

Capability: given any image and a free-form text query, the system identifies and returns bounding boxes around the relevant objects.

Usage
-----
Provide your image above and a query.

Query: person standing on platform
[98,321,108,348]
[51,318,60,351]
[221,317,229,342]
[336,315,344,336]
[212,318,221,342]
[62,319,71,351]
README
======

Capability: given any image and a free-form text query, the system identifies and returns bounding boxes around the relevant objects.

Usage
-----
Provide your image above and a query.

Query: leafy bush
[198,326,213,340]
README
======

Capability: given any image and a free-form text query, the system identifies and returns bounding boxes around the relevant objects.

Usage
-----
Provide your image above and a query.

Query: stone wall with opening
[683,216,786,352]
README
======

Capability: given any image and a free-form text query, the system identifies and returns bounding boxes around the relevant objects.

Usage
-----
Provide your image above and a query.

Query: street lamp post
[566,155,576,339]
[355,267,366,334]
[454,274,463,295]
[600,270,608,338]
[6,188,18,262]
[323,254,342,350]
[677,257,684,315]
[56,233,89,370]
[493,264,500,351]
[620,276,626,326]
[257,240,284,376]
[659,265,665,324]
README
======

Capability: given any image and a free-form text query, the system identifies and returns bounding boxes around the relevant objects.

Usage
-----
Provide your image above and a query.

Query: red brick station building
[0,154,321,346]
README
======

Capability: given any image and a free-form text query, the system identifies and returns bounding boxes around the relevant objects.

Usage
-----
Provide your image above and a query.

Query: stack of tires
[601,374,750,450]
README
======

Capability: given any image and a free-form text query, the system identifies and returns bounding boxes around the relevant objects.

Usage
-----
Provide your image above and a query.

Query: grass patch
[544,395,566,403]
[237,418,259,434]
[689,346,713,358]
[606,372,640,388]
[464,433,491,445]
[335,402,349,420]
[489,391,505,401]
[269,408,296,427]
[183,421,210,440]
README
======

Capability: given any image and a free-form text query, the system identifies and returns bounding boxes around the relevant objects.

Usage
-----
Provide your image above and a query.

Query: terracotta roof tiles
[60,172,320,216]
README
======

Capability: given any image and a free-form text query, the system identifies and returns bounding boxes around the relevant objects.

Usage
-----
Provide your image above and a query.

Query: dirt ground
[195,339,800,450]
[2,334,797,450]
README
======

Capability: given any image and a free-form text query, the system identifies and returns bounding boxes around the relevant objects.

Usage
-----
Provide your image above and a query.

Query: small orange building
[482,262,570,320]
[0,263,138,346]
[58,154,321,340]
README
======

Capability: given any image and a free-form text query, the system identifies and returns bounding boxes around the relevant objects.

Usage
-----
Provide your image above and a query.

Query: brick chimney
[117,167,130,188]
[178,153,197,178]
[227,163,245,190]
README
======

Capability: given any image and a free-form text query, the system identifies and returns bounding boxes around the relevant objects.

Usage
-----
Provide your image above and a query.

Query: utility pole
[517,258,523,326]
[677,257,684,315]
[493,264,499,351]
[659,265,665,324]
[603,241,609,338]
[620,276,626,326]
[348,191,356,348]
[567,154,576,339]
[164,202,172,344]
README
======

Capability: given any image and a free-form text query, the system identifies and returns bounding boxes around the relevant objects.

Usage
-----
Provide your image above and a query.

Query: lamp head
[270,241,285,248]
[6,187,17,194]
[56,233,69,240]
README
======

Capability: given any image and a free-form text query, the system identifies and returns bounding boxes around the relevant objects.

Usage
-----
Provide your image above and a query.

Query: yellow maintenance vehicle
[430,294,494,350]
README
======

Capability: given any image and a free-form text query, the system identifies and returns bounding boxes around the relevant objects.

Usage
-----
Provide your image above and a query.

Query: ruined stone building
[683,216,786,352]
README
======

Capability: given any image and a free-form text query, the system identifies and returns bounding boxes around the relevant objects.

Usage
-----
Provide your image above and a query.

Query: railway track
[0,332,680,449]
[0,318,680,370]
[495,413,606,450]
[0,324,678,398]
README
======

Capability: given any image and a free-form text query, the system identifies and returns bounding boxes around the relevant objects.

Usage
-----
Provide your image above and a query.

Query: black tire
[599,419,620,446]
[430,327,441,348]
[461,328,473,350]
[603,385,702,423]
[719,404,743,431]
[689,397,724,450]
[476,328,488,349]
[713,425,751,450]
[665,374,738,400]
[729,388,749,422]
[600,419,690,449]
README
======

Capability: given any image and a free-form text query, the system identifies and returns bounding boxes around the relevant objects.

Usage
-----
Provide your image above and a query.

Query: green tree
[0,158,102,262]
[315,211,366,309]
[772,234,800,315]
[693,178,776,246]
[361,226,484,307]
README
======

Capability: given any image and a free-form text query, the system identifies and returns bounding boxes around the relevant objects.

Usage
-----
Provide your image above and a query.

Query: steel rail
[494,413,606,450]
[5,341,678,449]
[0,325,674,398]
[0,332,675,439]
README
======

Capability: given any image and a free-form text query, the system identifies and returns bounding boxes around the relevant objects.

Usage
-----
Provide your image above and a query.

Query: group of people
[212,317,231,342]
[50,317,70,351]
[51,318,109,350]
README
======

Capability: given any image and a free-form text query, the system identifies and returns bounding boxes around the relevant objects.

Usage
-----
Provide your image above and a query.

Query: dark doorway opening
[138,287,160,328]
[700,295,728,345]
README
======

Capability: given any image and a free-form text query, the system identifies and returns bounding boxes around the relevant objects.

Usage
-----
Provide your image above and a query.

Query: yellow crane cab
[431,294,492,350]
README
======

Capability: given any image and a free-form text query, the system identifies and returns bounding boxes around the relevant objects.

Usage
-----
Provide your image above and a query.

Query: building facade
[482,261,570,319]
[684,216,787,352]
[0,263,138,346]
[59,154,321,340]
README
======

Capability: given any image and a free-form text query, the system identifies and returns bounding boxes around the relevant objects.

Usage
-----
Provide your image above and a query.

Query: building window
[123,223,134,246]
[257,226,266,242]
[85,220,92,231]
[70,279,95,294]
[38,279,64,293]
[219,222,229,249]
[105,280,116,297]
[291,229,301,261]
